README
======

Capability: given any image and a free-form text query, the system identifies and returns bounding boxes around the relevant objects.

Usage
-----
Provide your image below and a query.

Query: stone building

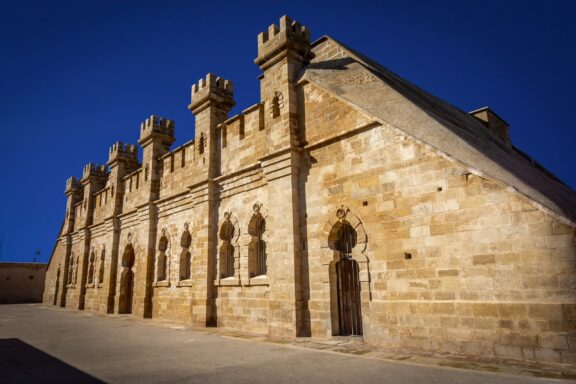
[0,263,47,304]
[44,16,576,364]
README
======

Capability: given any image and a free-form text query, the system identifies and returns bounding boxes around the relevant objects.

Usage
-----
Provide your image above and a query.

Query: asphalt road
[0,304,564,384]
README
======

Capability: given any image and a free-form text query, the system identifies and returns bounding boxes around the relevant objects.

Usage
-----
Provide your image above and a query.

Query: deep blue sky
[1,0,574,263]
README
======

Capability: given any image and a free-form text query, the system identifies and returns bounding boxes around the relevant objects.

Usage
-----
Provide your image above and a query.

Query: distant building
[44,16,576,364]
[1,263,47,303]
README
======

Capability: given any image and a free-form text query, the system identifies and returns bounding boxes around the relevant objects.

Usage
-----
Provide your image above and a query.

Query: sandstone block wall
[301,81,576,363]
[42,15,576,366]
[1,263,47,304]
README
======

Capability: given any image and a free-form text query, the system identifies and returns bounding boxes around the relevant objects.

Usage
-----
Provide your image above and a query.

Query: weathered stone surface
[42,15,576,365]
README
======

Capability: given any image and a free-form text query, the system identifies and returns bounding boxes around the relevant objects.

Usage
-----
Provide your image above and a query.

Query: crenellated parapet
[138,115,175,148]
[81,163,108,184]
[188,73,235,115]
[255,15,312,70]
[65,176,80,196]
[108,141,139,167]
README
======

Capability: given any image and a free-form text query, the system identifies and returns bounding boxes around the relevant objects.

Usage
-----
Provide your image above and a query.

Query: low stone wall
[0,263,47,304]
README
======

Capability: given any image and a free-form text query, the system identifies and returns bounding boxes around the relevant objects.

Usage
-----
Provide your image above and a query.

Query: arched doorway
[329,207,362,336]
[120,244,135,314]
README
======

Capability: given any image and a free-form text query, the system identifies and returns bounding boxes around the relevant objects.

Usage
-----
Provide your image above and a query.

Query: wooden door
[336,258,362,336]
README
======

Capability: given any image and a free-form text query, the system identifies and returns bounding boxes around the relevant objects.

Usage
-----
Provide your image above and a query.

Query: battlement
[255,15,312,68]
[217,103,265,147]
[65,176,79,194]
[108,141,139,165]
[140,115,174,136]
[138,115,175,146]
[82,163,108,181]
[188,73,235,114]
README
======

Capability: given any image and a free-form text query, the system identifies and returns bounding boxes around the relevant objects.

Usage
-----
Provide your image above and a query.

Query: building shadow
[0,338,105,383]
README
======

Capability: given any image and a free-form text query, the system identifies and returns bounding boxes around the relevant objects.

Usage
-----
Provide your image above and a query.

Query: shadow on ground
[0,338,104,384]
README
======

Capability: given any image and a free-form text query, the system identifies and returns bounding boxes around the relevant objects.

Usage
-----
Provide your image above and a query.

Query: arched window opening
[157,234,169,281]
[180,227,192,280]
[67,256,74,285]
[98,249,105,284]
[74,255,79,284]
[248,203,266,277]
[121,244,135,268]
[219,212,235,278]
[87,251,95,284]
[120,243,135,314]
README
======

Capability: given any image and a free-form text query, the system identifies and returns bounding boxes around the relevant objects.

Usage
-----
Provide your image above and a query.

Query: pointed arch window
[87,251,95,285]
[248,203,266,277]
[180,225,192,281]
[219,212,235,278]
[74,255,79,284]
[98,248,105,284]
[157,233,169,281]
[67,255,74,285]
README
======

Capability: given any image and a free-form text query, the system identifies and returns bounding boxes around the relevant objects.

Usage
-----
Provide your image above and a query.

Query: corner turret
[108,141,139,167]
[138,115,175,149]
[255,15,311,149]
[63,176,81,234]
[104,142,139,217]
[187,74,235,178]
[188,73,235,115]
[81,163,108,182]
[76,163,108,229]
[65,176,80,196]
[137,115,175,202]
[255,15,312,70]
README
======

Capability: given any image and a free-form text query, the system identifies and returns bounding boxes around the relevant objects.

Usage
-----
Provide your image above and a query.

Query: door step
[332,335,365,345]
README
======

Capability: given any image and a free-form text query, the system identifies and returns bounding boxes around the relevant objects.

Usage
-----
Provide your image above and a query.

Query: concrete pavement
[0,304,573,383]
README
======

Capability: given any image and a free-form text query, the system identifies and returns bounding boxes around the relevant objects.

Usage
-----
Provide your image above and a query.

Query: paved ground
[0,304,573,384]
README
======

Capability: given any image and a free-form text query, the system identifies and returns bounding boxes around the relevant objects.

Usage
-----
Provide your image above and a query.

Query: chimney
[469,107,511,145]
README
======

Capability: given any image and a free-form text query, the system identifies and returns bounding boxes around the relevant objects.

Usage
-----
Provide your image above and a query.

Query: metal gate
[336,258,362,336]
